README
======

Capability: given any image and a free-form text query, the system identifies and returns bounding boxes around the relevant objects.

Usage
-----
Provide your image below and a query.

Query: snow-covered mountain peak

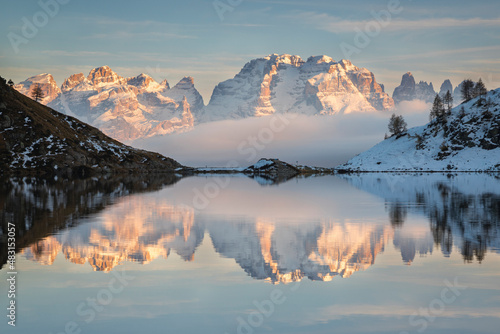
[306,55,335,64]
[11,67,204,141]
[173,76,196,90]
[159,79,170,89]
[61,73,93,92]
[126,73,161,91]
[264,53,305,66]
[27,73,54,84]
[87,66,126,87]
[203,54,393,121]
[13,73,61,104]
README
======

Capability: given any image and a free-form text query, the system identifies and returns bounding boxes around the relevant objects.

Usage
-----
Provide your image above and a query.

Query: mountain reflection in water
[1,173,499,283]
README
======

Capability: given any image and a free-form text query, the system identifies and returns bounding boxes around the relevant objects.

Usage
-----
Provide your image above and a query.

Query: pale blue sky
[1,0,499,100]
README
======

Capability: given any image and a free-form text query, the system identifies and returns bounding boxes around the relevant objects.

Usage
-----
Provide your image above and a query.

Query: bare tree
[388,113,407,136]
[31,84,45,102]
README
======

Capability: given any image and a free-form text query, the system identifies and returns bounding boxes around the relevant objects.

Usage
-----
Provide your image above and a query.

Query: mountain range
[12,54,396,141]
[392,72,464,104]
[12,54,477,143]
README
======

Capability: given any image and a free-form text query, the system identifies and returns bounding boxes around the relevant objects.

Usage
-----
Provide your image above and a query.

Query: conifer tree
[461,79,475,102]
[31,84,45,102]
[430,94,445,121]
[473,78,487,99]
[388,114,407,136]
[443,90,453,113]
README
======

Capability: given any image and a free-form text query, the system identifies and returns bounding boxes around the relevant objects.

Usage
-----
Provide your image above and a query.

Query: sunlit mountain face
[3,173,499,282]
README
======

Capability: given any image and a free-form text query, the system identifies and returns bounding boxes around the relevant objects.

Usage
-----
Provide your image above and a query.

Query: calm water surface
[1,174,499,334]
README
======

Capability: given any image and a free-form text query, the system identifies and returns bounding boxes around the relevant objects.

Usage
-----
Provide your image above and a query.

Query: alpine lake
[1,172,499,334]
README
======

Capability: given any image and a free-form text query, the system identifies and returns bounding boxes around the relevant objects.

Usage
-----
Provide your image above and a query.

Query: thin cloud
[359,46,500,64]
[222,23,269,27]
[40,50,113,57]
[83,31,197,40]
[299,304,500,326]
[295,11,500,33]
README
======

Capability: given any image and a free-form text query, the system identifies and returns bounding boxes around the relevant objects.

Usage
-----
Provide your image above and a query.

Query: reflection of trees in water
[426,183,500,263]
[341,174,500,264]
[387,202,407,228]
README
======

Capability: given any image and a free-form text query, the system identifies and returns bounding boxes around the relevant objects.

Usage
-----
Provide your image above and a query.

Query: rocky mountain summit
[49,66,203,141]
[392,72,437,103]
[338,88,500,171]
[392,73,473,105]
[13,74,61,104]
[202,54,393,121]
[13,67,204,142]
[0,77,182,177]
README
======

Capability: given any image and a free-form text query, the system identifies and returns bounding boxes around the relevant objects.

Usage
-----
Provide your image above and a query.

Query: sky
[1,0,500,101]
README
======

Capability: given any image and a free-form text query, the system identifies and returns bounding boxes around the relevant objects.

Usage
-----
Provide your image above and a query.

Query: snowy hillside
[338,88,500,172]
[201,54,393,121]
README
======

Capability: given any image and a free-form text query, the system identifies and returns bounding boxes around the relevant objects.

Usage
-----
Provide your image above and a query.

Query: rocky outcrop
[202,54,393,121]
[392,72,436,103]
[0,78,182,177]
[13,73,61,104]
[439,79,453,97]
[244,158,301,184]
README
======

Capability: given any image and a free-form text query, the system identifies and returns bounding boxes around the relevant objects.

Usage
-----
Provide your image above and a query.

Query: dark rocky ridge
[0,77,182,177]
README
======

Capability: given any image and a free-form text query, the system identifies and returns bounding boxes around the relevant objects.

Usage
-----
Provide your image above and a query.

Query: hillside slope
[0,77,182,177]
[338,88,500,172]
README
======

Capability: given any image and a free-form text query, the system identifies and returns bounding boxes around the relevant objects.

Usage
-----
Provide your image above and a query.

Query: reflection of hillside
[0,174,180,269]
[340,173,500,263]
